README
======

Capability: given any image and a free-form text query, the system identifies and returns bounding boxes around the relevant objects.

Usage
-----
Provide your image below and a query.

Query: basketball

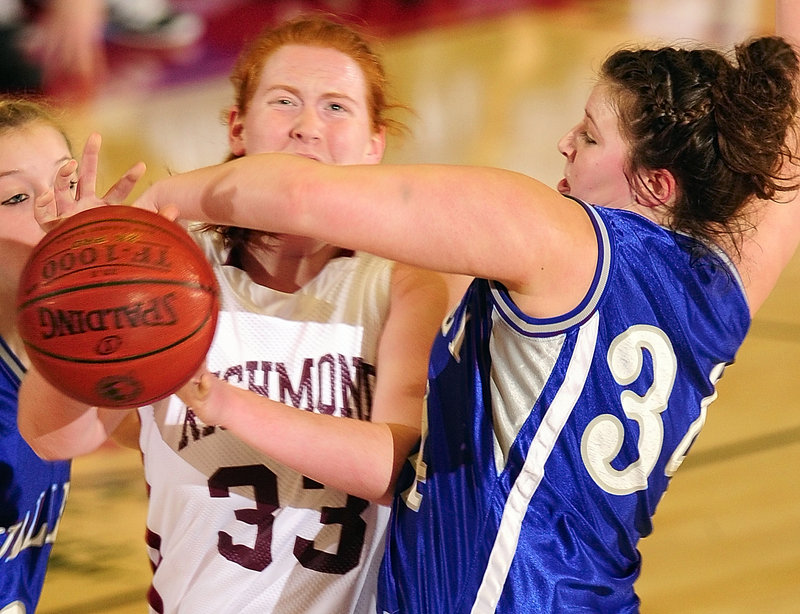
[16,205,220,408]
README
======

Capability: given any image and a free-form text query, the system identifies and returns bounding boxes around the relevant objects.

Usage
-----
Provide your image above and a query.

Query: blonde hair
[0,98,71,152]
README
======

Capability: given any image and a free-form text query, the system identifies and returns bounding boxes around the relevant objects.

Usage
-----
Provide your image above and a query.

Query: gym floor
[34,0,800,612]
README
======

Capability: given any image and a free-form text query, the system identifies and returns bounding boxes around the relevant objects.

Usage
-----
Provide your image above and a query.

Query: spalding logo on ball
[17,205,220,408]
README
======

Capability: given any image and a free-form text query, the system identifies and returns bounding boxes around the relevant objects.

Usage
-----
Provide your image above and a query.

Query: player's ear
[634,167,677,208]
[364,126,386,165]
[228,106,246,157]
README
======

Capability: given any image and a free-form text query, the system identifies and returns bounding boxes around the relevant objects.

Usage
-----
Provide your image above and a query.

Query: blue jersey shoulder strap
[0,335,24,386]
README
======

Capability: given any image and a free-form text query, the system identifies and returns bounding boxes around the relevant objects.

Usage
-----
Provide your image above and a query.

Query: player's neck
[235,237,349,292]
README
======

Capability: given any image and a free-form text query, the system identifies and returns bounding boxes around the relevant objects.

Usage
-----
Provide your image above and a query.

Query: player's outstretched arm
[135,154,598,320]
[736,0,800,313]
[18,366,133,460]
[18,132,146,459]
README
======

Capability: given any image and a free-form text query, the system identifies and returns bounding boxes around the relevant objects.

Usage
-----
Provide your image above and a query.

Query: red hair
[229,15,404,137]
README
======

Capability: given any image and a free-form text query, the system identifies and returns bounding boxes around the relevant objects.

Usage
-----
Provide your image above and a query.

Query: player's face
[229,44,386,166]
[0,123,73,247]
[556,84,635,209]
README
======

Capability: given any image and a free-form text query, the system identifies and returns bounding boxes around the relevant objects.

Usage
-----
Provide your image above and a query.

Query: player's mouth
[557,177,570,194]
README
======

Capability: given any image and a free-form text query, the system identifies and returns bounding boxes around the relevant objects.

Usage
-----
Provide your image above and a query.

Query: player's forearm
[138,154,596,305]
[18,367,127,460]
[199,379,407,502]
[135,156,297,228]
[739,1,800,314]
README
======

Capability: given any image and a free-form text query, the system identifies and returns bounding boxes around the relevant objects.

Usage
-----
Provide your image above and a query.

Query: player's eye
[1,193,29,206]
[326,101,351,115]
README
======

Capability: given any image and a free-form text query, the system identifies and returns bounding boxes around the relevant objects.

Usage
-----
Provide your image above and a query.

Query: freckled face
[556,84,635,209]
[0,123,73,247]
[229,44,385,166]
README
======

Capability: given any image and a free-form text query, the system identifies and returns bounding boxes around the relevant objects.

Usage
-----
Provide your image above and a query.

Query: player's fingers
[102,161,146,204]
[76,132,101,200]
[34,189,68,233]
[197,372,214,397]
[52,159,79,214]
[159,204,180,222]
[34,189,57,225]
[176,365,210,405]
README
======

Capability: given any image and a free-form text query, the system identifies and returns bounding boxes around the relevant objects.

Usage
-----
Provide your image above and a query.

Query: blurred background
[5,0,796,612]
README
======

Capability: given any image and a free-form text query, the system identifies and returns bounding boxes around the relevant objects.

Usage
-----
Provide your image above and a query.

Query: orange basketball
[16,205,219,408]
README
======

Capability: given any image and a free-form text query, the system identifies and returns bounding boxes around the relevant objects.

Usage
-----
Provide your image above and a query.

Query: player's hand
[176,366,228,426]
[131,178,183,224]
[34,132,146,233]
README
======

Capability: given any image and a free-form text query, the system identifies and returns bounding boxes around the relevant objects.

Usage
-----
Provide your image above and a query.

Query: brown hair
[601,36,800,252]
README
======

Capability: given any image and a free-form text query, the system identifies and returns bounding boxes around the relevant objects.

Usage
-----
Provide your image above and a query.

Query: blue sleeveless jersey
[378,202,750,613]
[1,336,71,612]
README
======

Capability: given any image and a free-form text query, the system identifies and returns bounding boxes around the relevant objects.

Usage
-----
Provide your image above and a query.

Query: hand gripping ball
[17,205,219,407]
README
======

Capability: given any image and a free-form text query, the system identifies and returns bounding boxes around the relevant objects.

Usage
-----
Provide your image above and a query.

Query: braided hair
[601,36,799,251]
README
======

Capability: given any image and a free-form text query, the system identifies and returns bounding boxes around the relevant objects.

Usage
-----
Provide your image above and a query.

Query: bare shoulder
[508,197,600,319]
[389,261,450,302]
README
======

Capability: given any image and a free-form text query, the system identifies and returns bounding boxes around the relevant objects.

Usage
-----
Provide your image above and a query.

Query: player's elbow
[17,417,67,461]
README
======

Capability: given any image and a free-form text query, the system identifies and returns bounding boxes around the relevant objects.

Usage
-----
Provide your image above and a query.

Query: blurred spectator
[105,0,204,49]
[0,0,51,95]
[0,0,204,99]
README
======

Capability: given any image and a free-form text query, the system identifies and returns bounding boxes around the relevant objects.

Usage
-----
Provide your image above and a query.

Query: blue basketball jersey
[378,201,750,613]
[1,335,71,613]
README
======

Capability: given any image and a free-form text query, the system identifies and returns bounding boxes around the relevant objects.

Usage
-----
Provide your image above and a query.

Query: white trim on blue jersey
[472,311,599,612]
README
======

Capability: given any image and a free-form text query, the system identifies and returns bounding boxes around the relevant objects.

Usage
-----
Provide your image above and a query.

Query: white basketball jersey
[139,230,394,613]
